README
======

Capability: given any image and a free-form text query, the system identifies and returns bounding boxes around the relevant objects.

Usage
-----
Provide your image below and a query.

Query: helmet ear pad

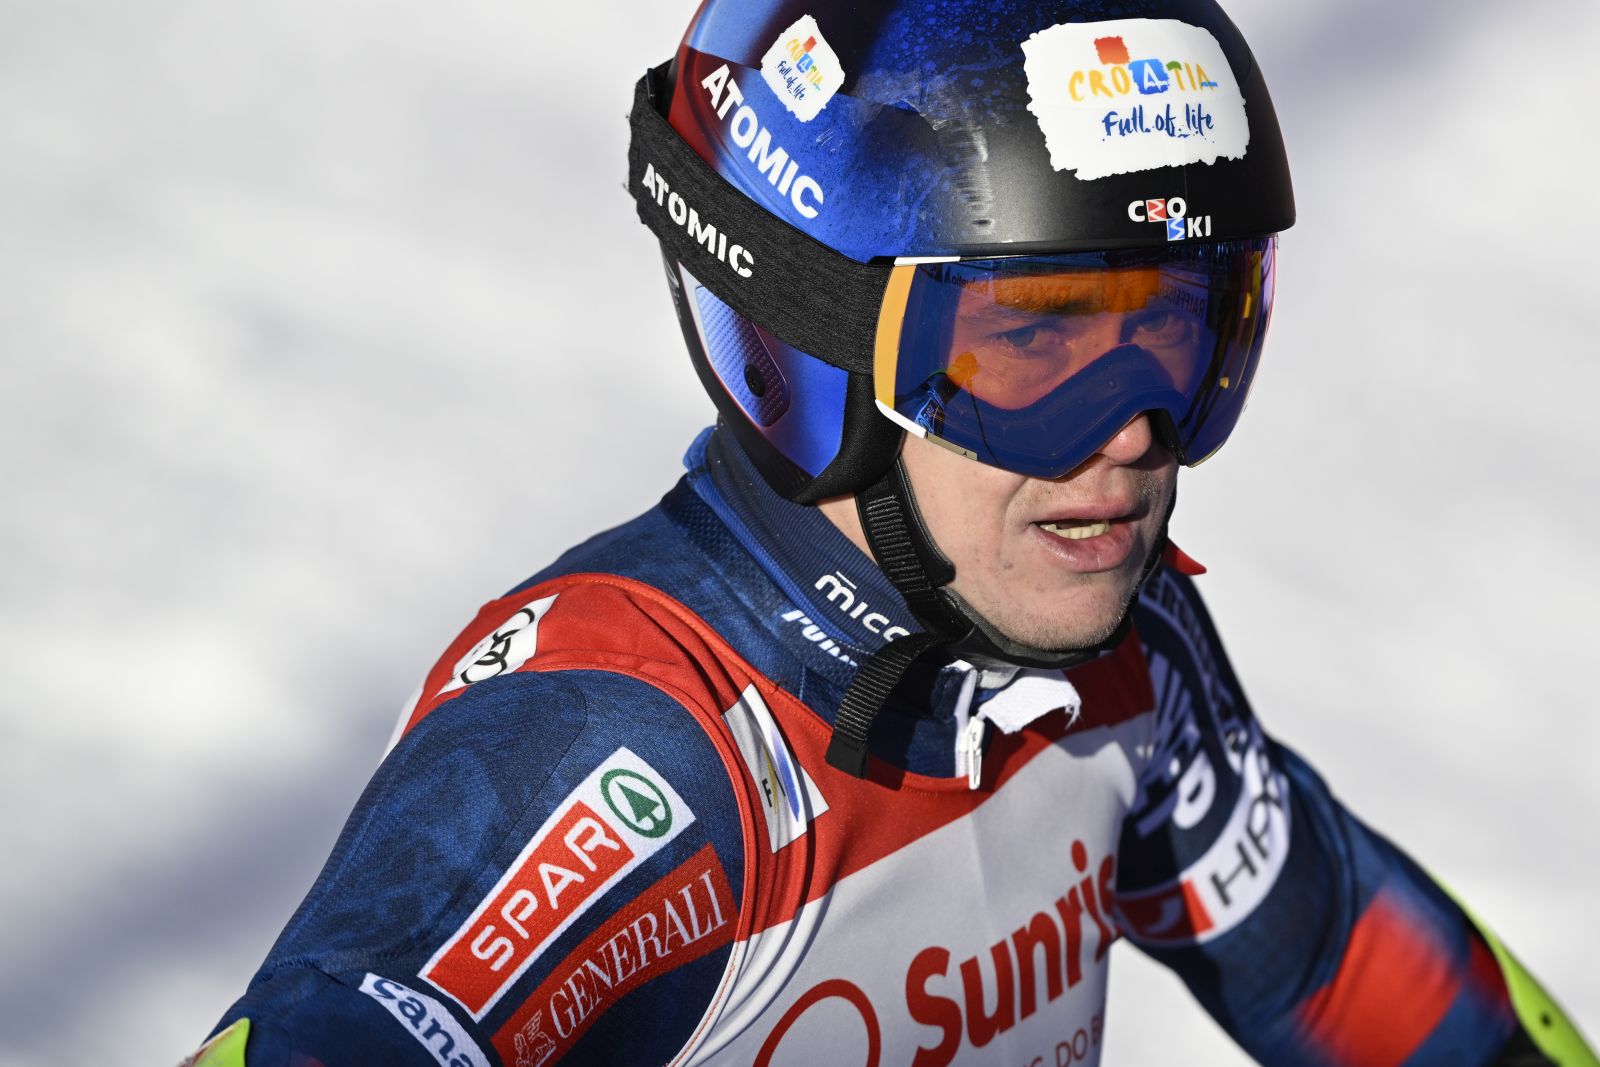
[663,250,903,504]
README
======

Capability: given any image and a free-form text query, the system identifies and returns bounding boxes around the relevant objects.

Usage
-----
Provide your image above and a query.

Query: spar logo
[761,15,846,123]
[1071,33,1220,102]
[1127,196,1214,242]
[420,748,694,1019]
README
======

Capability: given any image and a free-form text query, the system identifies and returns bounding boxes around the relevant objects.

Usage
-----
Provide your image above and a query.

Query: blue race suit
[189,428,1592,1067]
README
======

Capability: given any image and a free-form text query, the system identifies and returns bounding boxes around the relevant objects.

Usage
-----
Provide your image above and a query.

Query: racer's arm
[185,667,746,1066]
[1116,568,1594,1066]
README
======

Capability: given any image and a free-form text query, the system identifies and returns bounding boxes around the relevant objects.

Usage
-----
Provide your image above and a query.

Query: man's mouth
[1037,520,1113,541]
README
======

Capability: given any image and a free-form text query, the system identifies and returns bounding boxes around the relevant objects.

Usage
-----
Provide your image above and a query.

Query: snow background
[1,0,1596,1062]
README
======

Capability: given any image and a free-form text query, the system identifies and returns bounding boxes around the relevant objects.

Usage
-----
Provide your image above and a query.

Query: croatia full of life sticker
[761,15,846,123]
[1021,18,1250,181]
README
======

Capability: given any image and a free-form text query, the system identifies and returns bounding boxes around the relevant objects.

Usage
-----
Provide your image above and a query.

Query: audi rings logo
[441,594,559,696]
[755,980,882,1067]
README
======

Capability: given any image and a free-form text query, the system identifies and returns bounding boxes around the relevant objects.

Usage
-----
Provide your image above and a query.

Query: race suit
[190,427,1592,1067]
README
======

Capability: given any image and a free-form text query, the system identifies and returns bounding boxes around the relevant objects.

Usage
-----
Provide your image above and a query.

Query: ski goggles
[628,68,1279,483]
[874,238,1277,480]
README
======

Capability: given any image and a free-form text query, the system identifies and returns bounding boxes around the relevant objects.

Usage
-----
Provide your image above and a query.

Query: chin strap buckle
[823,731,872,779]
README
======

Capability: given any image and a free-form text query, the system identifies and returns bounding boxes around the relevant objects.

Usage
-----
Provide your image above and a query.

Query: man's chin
[979,585,1142,657]
[1018,618,1131,657]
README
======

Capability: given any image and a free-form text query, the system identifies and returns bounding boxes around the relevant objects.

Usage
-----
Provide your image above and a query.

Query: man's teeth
[1039,520,1112,541]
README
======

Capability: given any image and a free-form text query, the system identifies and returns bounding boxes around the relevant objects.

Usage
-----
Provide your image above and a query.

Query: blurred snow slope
[0,0,1593,1063]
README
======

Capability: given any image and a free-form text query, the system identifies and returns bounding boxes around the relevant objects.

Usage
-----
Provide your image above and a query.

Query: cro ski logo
[420,747,694,1019]
[1128,197,1213,242]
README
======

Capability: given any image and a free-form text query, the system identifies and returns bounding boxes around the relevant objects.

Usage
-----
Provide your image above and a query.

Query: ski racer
[188,0,1596,1064]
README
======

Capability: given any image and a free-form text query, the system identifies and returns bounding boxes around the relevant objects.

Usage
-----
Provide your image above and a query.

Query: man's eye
[1130,311,1187,346]
[997,324,1041,349]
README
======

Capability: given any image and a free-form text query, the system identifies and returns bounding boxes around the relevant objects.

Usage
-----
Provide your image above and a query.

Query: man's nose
[1093,413,1157,467]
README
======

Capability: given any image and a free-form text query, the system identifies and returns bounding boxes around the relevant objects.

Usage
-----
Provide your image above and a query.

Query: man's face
[822,263,1191,650]
[824,416,1177,651]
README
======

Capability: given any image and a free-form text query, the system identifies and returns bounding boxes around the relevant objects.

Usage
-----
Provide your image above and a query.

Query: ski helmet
[632,0,1291,499]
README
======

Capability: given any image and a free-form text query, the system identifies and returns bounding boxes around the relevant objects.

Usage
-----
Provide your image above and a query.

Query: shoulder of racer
[192,664,747,1066]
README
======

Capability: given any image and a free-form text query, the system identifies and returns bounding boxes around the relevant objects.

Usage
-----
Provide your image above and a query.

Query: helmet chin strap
[823,451,1174,778]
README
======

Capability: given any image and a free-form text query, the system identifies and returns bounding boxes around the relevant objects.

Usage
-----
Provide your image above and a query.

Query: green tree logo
[601,769,672,839]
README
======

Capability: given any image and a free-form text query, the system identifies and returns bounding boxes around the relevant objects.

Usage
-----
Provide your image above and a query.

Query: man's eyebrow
[985,286,1104,316]
[971,270,1162,317]
[968,298,1100,323]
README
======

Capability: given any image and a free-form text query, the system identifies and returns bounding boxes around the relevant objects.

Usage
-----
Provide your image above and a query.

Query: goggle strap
[628,64,888,377]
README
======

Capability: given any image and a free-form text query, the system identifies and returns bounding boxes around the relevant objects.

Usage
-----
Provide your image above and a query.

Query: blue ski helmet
[629,0,1294,502]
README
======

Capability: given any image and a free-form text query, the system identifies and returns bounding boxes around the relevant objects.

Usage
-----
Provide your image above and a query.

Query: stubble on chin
[985,569,1147,653]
